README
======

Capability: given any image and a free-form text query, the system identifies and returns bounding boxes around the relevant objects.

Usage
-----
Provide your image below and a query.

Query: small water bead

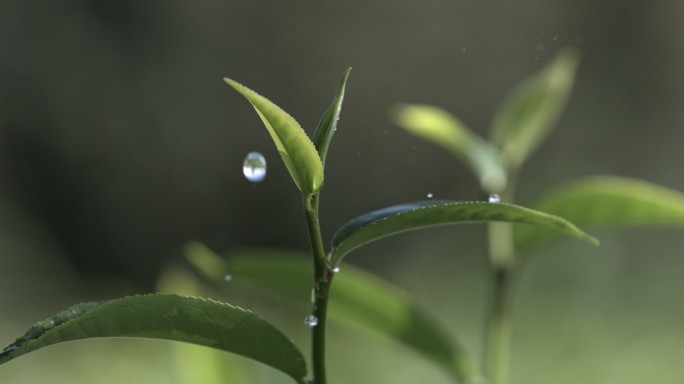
[488,193,501,204]
[332,266,340,274]
[242,151,267,182]
[223,274,232,282]
[426,193,434,199]
[304,314,318,328]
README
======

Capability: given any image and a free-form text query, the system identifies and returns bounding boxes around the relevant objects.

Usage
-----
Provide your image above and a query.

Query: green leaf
[490,47,580,168]
[157,264,251,384]
[224,77,324,195]
[331,200,598,265]
[313,68,352,167]
[0,294,307,384]
[515,176,684,249]
[392,103,506,193]
[185,245,477,383]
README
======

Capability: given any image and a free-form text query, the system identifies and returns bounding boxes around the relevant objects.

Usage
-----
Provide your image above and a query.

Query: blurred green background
[1,1,683,383]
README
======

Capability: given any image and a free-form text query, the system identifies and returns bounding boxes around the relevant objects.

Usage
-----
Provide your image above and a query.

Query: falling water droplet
[242,151,267,182]
[224,275,232,282]
[426,193,434,199]
[488,194,501,204]
[304,314,318,328]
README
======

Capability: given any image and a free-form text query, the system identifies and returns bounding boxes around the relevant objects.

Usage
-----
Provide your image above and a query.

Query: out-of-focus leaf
[490,48,580,168]
[185,245,477,383]
[392,104,506,193]
[224,77,323,195]
[331,200,598,265]
[516,176,684,249]
[313,68,352,167]
[0,294,307,384]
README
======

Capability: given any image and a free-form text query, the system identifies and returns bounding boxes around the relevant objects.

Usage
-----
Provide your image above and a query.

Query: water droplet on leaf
[332,266,340,273]
[242,151,266,182]
[304,314,318,328]
[426,193,433,199]
[488,194,501,204]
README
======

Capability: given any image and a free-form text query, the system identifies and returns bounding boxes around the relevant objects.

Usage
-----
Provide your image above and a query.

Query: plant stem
[303,194,332,384]
[484,188,516,384]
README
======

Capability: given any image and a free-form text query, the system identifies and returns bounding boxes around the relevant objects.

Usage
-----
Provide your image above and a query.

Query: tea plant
[391,48,684,384]
[1,55,683,384]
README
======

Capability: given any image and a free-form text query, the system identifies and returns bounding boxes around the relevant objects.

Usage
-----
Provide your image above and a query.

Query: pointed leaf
[392,103,506,193]
[331,200,598,264]
[185,245,477,383]
[313,68,352,167]
[0,294,307,383]
[516,176,684,249]
[490,48,580,168]
[224,77,323,195]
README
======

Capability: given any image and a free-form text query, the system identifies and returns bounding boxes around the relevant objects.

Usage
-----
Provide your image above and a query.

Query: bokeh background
[1,1,683,383]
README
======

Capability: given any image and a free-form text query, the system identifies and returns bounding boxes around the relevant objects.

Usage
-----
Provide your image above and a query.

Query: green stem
[484,184,517,384]
[303,194,332,384]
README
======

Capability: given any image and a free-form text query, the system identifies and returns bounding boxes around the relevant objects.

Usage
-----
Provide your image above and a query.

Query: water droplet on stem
[304,314,318,328]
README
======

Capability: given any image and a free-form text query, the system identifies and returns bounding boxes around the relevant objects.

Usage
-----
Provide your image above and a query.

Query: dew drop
[304,314,318,328]
[332,266,340,273]
[224,274,232,282]
[426,193,434,199]
[488,193,501,204]
[242,151,267,182]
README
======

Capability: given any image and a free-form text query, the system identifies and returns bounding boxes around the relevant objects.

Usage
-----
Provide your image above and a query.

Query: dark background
[1,1,683,383]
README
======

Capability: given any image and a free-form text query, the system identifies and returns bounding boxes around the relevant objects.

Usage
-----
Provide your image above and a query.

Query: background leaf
[515,175,684,249]
[331,200,598,264]
[392,103,506,193]
[313,68,352,167]
[490,47,580,168]
[0,294,307,384]
[224,77,324,195]
[185,245,478,383]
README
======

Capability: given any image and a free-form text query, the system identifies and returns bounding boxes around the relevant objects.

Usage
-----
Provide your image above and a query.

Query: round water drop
[332,266,340,274]
[224,274,232,282]
[488,193,501,204]
[426,193,434,199]
[242,151,267,182]
[304,314,318,328]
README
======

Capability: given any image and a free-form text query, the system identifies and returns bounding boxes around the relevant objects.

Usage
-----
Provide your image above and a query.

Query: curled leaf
[314,68,352,167]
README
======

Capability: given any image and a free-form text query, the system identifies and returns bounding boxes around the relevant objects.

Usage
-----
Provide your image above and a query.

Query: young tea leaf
[392,103,506,193]
[313,68,352,167]
[331,200,598,265]
[185,245,477,383]
[490,48,580,169]
[515,176,684,249]
[224,78,324,196]
[0,294,307,384]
